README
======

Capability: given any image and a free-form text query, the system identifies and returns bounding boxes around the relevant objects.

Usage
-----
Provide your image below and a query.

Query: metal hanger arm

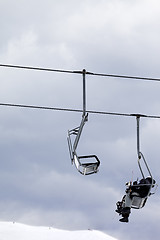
[136,116,153,179]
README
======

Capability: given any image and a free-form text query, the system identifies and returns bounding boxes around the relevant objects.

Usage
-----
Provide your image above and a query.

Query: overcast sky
[0,0,160,239]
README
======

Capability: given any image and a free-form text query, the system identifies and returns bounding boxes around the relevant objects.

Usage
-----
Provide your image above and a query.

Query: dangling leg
[115,195,125,214]
[119,193,132,223]
[119,207,131,222]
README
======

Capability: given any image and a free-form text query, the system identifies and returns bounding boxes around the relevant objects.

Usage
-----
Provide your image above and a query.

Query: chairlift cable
[0,64,77,74]
[1,63,160,82]
[87,71,160,82]
[0,102,160,119]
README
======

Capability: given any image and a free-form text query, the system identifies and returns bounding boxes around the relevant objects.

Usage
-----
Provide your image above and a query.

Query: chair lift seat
[131,193,148,209]
[73,154,100,175]
[130,182,152,209]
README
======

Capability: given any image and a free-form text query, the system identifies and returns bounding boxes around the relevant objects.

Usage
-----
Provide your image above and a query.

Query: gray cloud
[0,1,160,240]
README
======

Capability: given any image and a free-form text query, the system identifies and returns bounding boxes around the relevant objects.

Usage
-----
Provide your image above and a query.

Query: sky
[0,222,118,240]
[0,0,160,239]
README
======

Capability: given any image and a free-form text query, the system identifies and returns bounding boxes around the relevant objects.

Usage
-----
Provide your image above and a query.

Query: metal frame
[67,69,100,175]
[130,116,156,209]
[136,116,153,180]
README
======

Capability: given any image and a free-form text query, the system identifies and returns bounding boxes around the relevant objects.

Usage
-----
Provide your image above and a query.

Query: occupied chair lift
[67,69,100,175]
[129,115,156,209]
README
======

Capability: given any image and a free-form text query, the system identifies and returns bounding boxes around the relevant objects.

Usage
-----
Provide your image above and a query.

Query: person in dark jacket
[116,177,155,223]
